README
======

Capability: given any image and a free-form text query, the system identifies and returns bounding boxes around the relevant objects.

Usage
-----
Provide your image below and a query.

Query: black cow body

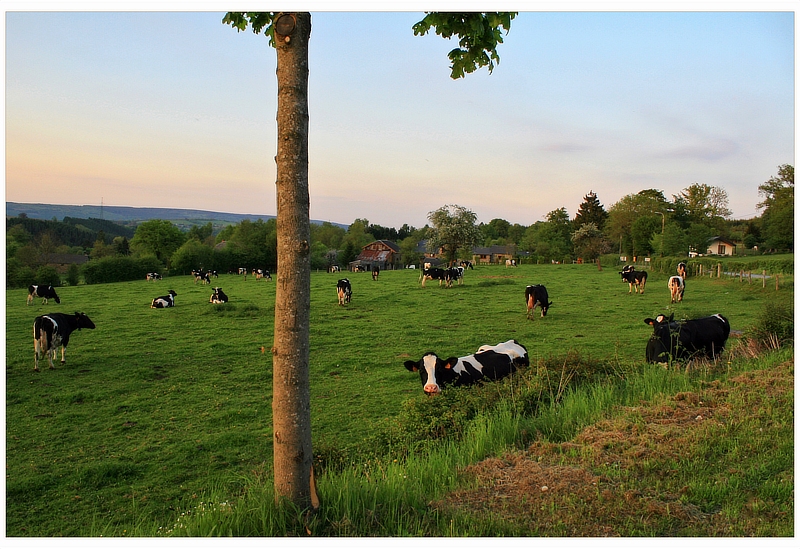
[27,285,61,305]
[525,284,553,318]
[644,313,730,363]
[337,279,352,305]
[404,345,524,395]
[151,290,177,308]
[420,267,447,287]
[620,267,648,294]
[33,312,95,371]
[210,287,228,303]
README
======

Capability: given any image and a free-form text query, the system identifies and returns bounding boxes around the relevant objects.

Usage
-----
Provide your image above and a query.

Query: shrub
[35,266,61,287]
[82,256,164,284]
[66,264,81,286]
[747,300,794,348]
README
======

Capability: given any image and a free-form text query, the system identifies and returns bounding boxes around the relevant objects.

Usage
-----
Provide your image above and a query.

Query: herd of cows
[23,261,731,393]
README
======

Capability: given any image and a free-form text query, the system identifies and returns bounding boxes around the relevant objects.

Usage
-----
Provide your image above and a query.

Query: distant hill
[6,202,347,228]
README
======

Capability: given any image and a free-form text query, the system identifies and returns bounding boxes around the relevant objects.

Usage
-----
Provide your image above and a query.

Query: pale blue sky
[4,6,795,229]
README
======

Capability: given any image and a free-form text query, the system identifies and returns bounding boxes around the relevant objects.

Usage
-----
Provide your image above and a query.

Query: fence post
[762,270,766,288]
[776,273,779,291]
[717,263,721,278]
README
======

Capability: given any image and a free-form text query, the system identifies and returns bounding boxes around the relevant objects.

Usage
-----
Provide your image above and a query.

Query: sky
[3,2,796,230]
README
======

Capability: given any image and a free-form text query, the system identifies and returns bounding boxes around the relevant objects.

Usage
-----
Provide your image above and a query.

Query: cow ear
[404,361,419,372]
[444,357,458,369]
[644,318,655,325]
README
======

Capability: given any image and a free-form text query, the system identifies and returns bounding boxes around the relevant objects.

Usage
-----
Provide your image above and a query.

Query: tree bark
[272,12,313,508]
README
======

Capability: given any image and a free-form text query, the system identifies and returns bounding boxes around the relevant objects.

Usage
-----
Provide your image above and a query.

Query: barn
[350,240,402,271]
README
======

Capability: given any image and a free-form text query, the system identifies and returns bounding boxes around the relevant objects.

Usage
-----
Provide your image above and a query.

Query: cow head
[404,352,460,395]
[644,314,675,363]
[168,290,177,297]
[73,312,96,330]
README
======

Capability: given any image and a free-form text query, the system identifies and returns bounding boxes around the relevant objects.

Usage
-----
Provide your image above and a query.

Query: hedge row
[82,256,165,284]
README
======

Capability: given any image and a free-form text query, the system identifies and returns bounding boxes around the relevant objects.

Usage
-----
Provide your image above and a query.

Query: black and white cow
[151,290,177,308]
[475,339,530,367]
[420,267,447,287]
[460,260,474,270]
[445,266,464,287]
[677,262,687,279]
[668,275,685,303]
[27,285,61,306]
[336,279,352,305]
[209,287,228,303]
[193,270,210,284]
[620,267,648,294]
[33,312,95,371]
[372,266,380,281]
[254,269,272,281]
[644,313,730,363]
[146,272,162,281]
[525,284,553,318]
[404,348,521,395]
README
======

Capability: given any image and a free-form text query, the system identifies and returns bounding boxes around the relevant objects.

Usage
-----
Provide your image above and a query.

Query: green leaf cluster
[222,12,278,45]
[412,12,517,79]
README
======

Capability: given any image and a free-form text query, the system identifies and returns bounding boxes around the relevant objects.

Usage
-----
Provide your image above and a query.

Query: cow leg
[34,339,41,371]
[60,346,67,365]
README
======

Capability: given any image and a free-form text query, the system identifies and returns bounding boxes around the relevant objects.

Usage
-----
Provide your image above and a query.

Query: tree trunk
[272,12,314,508]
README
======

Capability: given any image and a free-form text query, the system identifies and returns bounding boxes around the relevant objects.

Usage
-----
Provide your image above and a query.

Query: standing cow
[336,279,352,305]
[644,313,730,363]
[372,266,380,281]
[668,276,685,303]
[620,266,648,294]
[33,312,96,371]
[27,285,61,305]
[151,290,177,308]
[525,284,553,318]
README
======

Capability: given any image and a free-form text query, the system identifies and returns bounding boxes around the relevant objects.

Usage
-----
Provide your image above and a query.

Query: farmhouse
[705,236,737,256]
[471,245,516,265]
[350,240,402,271]
[43,253,90,273]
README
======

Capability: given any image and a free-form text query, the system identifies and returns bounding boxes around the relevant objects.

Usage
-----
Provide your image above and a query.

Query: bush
[35,266,61,287]
[82,256,164,284]
[747,300,794,348]
[66,264,81,286]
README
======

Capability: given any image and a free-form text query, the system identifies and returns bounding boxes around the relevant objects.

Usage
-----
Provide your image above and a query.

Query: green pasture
[5,263,792,535]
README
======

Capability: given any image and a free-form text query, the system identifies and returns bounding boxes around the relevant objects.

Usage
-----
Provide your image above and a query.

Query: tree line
[5,164,793,288]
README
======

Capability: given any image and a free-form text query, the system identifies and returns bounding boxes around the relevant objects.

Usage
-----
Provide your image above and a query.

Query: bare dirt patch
[433,361,793,536]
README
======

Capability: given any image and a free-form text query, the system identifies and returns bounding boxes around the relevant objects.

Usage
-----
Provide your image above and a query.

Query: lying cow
[404,347,522,395]
[336,279,352,305]
[33,312,96,371]
[644,313,730,363]
[27,285,61,305]
[151,290,177,308]
[146,272,162,281]
[620,267,648,294]
[476,339,530,367]
[668,275,685,303]
[210,287,228,303]
[525,284,553,318]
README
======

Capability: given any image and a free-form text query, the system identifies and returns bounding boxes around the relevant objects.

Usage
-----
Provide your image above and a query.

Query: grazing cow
[404,348,521,395]
[668,276,685,303]
[146,272,162,281]
[151,290,177,308]
[445,266,464,287]
[460,260,474,270]
[525,284,553,318]
[644,313,730,363]
[33,312,95,371]
[475,339,530,367]
[336,279,352,305]
[328,265,341,273]
[620,268,648,294]
[372,266,380,281]
[209,287,228,303]
[420,267,447,287]
[505,259,517,267]
[27,285,61,306]
[193,270,210,284]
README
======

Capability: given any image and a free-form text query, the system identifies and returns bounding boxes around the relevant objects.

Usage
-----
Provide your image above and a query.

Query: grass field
[5,262,793,535]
